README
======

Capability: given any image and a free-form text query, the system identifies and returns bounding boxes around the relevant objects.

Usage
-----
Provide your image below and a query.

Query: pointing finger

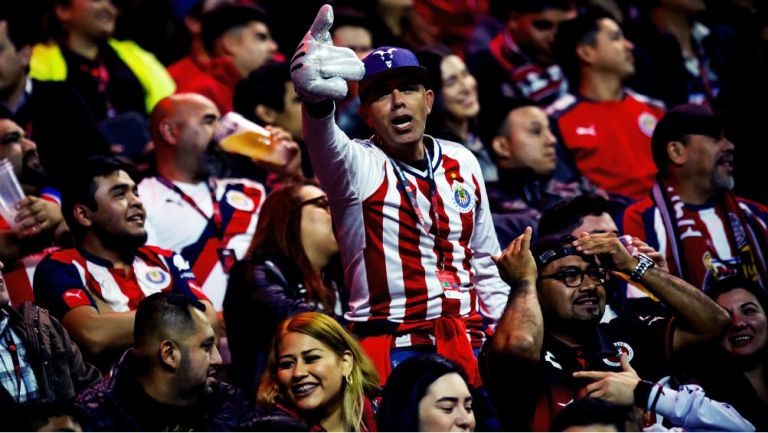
[308,4,334,43]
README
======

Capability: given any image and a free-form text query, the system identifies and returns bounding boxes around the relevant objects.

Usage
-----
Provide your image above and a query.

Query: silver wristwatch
[630,254,655,282]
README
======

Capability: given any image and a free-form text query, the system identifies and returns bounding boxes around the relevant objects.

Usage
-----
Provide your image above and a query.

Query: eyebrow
[109,183,132,194]
[278,348,323,359]
[1,131,21,144]
[436,396,472,404]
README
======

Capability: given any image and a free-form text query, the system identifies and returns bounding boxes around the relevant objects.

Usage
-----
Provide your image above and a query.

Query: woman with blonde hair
[258,312,380,431]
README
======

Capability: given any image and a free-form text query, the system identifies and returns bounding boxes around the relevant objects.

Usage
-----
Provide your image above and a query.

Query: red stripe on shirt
[400,178,429,322]
[364,173,392,320]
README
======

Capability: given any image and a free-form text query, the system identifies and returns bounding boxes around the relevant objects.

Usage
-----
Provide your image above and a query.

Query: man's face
[585,18,635,79]
[88,170,147,249]
[332,25,373,59]
[274,81,303,141]
[57,0,117,41]
[0,119,46,189]
[226,21,278,77]
[571,213,619,236]
[539,255,606,324]
[505,106,557,175]
[508,8,577,64]
[0,22,30,96]
[682,133,735,193]
[359,76,434,154]
[174,308,222,402]
[171,96,221,180]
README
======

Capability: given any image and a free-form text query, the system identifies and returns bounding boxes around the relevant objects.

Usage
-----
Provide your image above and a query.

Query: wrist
[629,254,655,282]
[633,379,653,409]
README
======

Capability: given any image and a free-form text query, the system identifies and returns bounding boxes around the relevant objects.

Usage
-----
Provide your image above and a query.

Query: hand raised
[290,5,365,103]
[492,226,538,286]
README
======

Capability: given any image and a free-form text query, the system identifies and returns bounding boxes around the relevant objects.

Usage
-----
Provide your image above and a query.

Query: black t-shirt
[481,314,674,431]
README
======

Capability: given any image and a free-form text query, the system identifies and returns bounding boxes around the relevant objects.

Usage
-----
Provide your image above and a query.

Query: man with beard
[138,93,280,313]
[33,156,215,371]
[482,228,730,430]
[75,292,264,431]
[0,117,65,266]
[624,104,768,293]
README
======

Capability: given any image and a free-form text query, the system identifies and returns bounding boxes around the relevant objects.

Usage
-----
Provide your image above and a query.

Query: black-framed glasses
[540,266,606,287]
[295,195,330,211]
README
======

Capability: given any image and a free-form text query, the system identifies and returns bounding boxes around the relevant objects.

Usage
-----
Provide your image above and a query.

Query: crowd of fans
[1,0,767,431]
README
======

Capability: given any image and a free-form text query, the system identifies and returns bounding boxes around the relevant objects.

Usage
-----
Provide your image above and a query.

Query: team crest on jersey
[450,182,475,213]
[637,112,658,137]
[602,341,634,367]
[142,268,170,290]
[225,190,255,212]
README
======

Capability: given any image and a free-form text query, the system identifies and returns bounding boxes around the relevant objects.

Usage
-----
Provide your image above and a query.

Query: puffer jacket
[0,303,100,408]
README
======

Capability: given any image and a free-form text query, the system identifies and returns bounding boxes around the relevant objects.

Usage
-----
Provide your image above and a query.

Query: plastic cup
[214,112,288,166]
[619,234,638,256]
[0,159,25,230]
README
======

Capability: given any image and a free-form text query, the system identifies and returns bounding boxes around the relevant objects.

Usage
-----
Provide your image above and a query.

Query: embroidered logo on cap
[372,48,398,68]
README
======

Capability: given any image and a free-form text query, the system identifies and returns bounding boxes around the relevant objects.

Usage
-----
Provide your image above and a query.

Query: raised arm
[572,232,729,353]
[490,227,543,362]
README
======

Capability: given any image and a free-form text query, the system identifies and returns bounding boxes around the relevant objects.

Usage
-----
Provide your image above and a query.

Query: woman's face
[440,55,479,120]
[717,288,768,357]
[298,186,338,259]
[418,373,475,432]
[276,332,352,415]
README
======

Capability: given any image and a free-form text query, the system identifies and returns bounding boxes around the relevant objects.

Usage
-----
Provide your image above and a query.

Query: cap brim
[358,66,429,102]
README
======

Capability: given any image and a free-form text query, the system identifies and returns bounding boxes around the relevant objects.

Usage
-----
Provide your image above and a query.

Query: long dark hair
[378,353,471,431]
[247,179,336,310]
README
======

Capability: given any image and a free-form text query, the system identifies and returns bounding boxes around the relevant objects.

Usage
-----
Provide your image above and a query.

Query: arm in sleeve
[33,255,97,320]
[469,169,510,326]
[650,383,756,432]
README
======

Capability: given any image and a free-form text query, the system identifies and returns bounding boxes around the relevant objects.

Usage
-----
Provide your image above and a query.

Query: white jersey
[304,107,509,342]
[138,176,265,310]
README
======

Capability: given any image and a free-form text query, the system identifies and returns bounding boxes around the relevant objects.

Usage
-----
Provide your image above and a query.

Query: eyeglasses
[540,266,606,287]
[295,195,330,211]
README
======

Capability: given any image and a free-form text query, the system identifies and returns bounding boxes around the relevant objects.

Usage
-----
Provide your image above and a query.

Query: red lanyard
[157,177,223,238]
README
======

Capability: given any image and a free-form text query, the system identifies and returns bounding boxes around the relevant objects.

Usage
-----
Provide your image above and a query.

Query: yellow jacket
[30,40,175,114]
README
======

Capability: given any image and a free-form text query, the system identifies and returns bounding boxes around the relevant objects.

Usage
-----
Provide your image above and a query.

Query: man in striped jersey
[33,156,216,371]
[623,104,768,293]
[290,5,509,387]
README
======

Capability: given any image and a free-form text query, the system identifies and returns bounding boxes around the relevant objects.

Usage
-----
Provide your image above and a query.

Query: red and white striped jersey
[304,108,509,344]
[138,177,265,310]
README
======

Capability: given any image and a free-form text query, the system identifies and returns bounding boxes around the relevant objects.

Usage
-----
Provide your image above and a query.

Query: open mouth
[127,213,145,225]
[729,334,754,345]
[391,114,414,132]
[574,296,599,307]
[292,383,319,398]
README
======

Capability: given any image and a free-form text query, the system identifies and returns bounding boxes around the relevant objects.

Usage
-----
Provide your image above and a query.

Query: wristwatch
[630,254,655,282]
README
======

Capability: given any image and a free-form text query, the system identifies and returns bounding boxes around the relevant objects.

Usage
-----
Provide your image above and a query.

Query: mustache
[716,150,734,165]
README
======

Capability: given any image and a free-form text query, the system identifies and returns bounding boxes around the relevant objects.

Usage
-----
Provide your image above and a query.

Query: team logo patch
[142,268,170,290]
[637,112,658,137]
[602,341,634,367]
[450,182,475,213]
[225,190,255,212]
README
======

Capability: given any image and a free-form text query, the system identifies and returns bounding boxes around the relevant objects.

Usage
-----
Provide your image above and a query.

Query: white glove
[290,4,365,103]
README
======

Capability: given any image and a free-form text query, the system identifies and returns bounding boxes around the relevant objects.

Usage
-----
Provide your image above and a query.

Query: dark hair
[537,194,611,237]
[415,44,455,139]
[705,275,768,308]
[201,4,268,55]
[550,398,629,431]
[378,353,471,432]
[247,179,336,311]
[0,4,42,48]
[134,292,206,348]
[60,156,131,241]
[493,0,575,21]
[233,61,290,125]
[553,7,616,88]
[330,7,371,34]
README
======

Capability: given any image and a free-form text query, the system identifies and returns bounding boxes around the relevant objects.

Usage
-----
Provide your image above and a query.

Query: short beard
[95,226,148,255]
[19,150,47,190]
[712,171,735,193]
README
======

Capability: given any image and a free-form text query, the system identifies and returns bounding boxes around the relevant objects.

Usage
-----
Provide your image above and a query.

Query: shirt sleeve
[33,255,97,320]
[652,382,755,432]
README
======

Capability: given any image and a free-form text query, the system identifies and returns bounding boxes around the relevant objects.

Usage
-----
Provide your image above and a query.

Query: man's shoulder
[40,248,83,266]
[545,93,580,118]
[624,88,666,111]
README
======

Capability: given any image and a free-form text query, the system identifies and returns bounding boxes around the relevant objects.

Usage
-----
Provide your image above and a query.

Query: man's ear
[576,43,595,66]
[667,140,687,165]
[158,120,177,145]
[425,88,434,115]
[358,104,371,127]
[19,45,32,69]
[54,4,72,25]
[492,136,512,159]
[72,204,94,229]
[159,340,181,371]
[255,104,277,124]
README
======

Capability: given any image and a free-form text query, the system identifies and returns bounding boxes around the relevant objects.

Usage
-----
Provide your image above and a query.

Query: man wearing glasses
[481,227,730,430]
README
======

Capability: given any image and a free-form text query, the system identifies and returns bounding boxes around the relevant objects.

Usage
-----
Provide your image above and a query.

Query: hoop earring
[345,373,353,386]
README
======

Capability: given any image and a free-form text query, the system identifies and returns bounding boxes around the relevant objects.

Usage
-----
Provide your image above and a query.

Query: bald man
[138,93,268,312]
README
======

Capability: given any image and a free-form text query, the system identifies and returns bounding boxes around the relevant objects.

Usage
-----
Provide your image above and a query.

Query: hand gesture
[290,5,365,103]
[630,238,668,273]
[13,196,63,238]
[572,353,641,406]
[572,232,637,275]
[492,226,538,286]
[255,125,302,177]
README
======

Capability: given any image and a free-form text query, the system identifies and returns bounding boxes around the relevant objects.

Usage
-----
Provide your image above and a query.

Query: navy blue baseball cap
[358,46,428,102]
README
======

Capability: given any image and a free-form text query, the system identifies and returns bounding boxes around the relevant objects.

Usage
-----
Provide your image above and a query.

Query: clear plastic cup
[0,159,25,230]
[619,234,638,256]
[214,112,288,166]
